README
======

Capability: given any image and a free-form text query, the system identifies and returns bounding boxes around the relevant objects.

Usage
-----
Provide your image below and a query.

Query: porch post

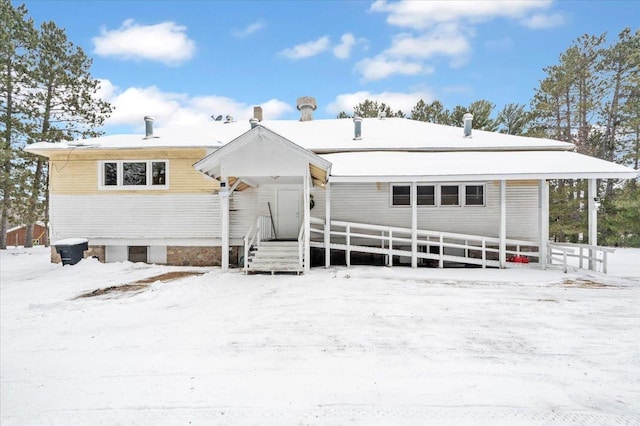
[499,180,506,268]
[220,179,230,273]
[588,178,598,271]
[538,180,549,269]
[325,181,331,268]
[304,169,311,274]
[411,181,418,268]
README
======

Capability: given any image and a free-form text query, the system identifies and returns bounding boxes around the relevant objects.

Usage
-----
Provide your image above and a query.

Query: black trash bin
[54,239,89,266]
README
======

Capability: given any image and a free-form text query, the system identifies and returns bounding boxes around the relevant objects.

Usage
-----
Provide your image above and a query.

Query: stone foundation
[51,246,61,263]
[86,245,105,262]
[166,246,240,267]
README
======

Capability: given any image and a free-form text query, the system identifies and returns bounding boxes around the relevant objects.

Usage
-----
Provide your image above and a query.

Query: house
[25,97,637,273]
[5,222,47,247]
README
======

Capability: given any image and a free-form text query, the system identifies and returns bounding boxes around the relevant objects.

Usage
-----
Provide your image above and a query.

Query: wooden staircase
[244,241,303,274]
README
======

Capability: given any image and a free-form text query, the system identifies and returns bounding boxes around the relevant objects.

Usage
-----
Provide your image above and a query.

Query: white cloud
[279,36,331,59]
[98,80,292,129]
[520,12,565,29]
[384,24,471,61]
[333,33,357,59]
[355,56,431,81]
[92,19,196,66]
[370,0,552,29]
[232,21,265,38]
[326,90,434,116]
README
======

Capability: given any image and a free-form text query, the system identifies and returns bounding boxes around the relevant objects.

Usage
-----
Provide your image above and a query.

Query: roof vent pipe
[296,96,317,122]
[249,117,259,129]
[353,116,362,140]
[144,116,154,138]
[463,113,473,137]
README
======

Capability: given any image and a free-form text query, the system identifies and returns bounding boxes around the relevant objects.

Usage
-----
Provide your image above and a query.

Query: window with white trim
[391,184,411,206]
[465,185,484,206]
[440,185,460,206]
[417,185,435,206]
[100,160,168,189]
[390,183,485,207]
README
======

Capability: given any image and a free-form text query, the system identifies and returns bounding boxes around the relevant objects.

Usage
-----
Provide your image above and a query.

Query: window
[128,246,148,263]
[152,162,166,185]
[465,185,484,206]
[392,185,410,206]
[100,160,168,189]
[417,185,435,206]
[103,162,118,186]
[123,162,147,186]
[440,185,459,206]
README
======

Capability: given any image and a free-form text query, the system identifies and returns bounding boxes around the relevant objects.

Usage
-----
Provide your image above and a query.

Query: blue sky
[20,0,639,134]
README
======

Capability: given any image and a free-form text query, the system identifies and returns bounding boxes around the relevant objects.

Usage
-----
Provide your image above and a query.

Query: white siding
[310,181,539,241]
[229,184,306,239]
[51,194,220,243]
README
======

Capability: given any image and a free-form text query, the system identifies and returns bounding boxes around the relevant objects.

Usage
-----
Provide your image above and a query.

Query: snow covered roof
[323,151,639,182]
[25,117,574,154]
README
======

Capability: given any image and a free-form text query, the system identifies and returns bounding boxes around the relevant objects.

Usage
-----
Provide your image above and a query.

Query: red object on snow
[507,255,530,264]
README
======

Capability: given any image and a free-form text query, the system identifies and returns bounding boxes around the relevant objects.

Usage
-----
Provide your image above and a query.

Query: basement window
[100,160,168,189]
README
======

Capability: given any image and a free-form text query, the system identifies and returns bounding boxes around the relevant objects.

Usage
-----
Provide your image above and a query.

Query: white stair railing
[244,215,273,269]
[297,223,305,270]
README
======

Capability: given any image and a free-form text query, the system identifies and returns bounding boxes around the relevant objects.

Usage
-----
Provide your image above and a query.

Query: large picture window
[100,160,168,189]
[123,162,147,186]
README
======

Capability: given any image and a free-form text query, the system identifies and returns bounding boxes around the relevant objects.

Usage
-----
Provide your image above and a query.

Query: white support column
[304,170,311,274]
[325,181,331,268]
[220,179,230,273]
[411,181,418,268]
[588,178,598,271]
[538,180,549,269]
[499,180,507,268]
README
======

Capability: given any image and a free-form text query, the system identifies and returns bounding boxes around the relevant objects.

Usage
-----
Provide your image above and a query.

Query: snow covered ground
[1,247,639,425]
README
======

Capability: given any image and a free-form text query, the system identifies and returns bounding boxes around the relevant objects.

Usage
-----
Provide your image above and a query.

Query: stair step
[259,240,298,246]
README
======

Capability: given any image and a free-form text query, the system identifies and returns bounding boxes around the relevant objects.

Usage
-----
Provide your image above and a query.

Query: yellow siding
[48,148,218,195]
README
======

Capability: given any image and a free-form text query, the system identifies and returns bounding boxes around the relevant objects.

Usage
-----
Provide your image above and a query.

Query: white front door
[277,189,300,239]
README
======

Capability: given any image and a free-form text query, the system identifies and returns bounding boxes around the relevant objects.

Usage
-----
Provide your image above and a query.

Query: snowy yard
[1,247,639,425]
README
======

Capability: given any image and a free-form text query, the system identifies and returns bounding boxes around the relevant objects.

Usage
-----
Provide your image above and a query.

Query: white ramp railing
[548,242,615,274]
[310,217,539,269]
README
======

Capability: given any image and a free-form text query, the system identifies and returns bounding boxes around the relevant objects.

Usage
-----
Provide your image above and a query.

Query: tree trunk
[0,60,14,250]
[24,157,44,248]
[44,162,50,247]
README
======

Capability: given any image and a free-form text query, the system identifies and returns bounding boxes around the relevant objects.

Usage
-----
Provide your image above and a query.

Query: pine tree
[410,100,451,124]
[22,20,112,247]
[496,103,531,135]
[0,0,37,249]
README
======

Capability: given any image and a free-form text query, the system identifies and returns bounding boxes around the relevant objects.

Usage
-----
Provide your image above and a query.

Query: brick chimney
[296,96,317,122]
[253,106,263,122]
